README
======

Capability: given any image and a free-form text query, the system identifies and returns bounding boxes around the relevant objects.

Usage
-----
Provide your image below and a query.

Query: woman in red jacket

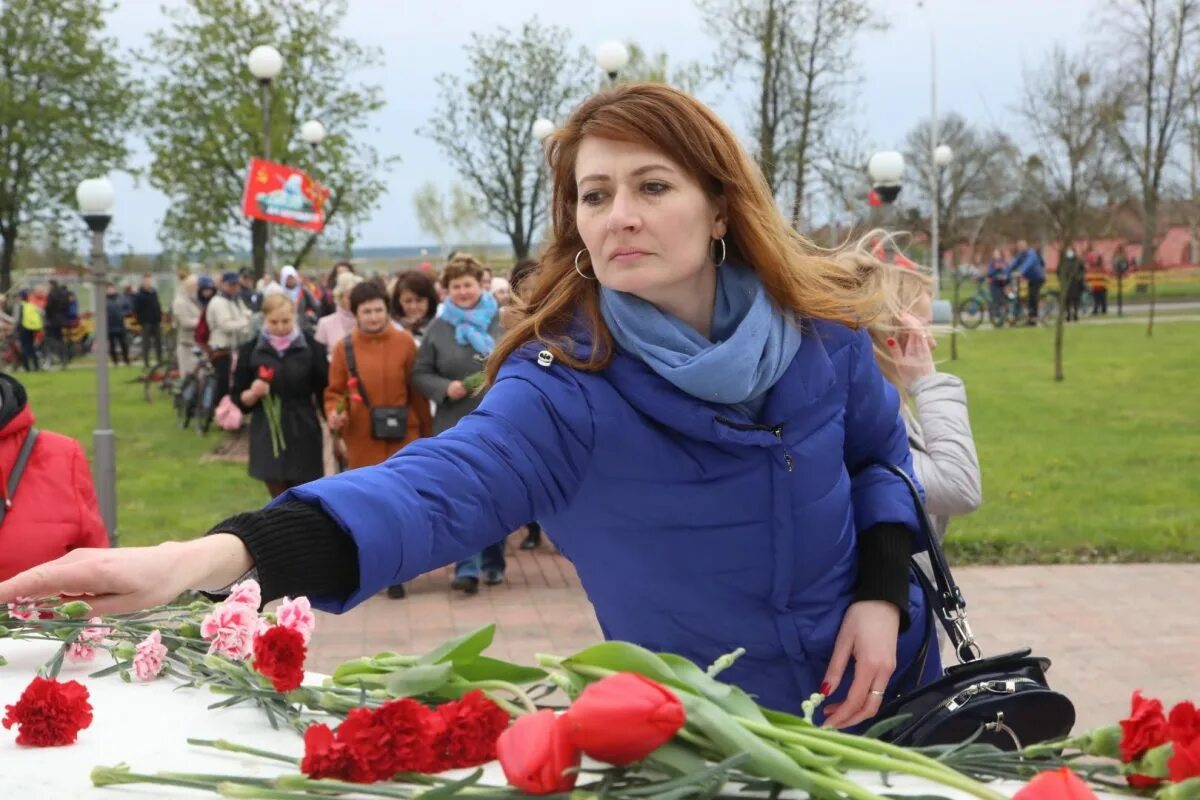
[0,374,108,581]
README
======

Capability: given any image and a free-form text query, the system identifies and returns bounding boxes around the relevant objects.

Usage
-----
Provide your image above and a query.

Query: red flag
[868,188,883,208]
[242,159,330,232]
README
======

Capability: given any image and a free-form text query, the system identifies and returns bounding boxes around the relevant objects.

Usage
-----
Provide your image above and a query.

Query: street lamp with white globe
[532,118,556,144]
[247,44,284,275]
[867,151,905,204]
[300,119,326,150]
[595,41,629,83]
[76,177,118,545]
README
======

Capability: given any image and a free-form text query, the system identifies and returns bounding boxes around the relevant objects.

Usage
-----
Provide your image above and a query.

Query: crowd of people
[979,240,1135,325]
[0,85,994,730]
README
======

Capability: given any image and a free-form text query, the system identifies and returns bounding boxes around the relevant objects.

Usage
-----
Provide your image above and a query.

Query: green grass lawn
[10,320,1199,562]
[937,320,1199,563]
[16,365,253,547]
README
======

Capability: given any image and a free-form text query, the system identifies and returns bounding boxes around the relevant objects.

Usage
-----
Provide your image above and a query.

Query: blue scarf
[440,291,498,355]
[599,264,802,419]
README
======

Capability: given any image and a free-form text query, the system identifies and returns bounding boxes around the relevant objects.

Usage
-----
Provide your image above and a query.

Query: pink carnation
[226,579,262,609]
[6,596,37,622]
[66,618,108,663]
[276,596,316,644]
[133,630,168,681]
[200,602,260,661]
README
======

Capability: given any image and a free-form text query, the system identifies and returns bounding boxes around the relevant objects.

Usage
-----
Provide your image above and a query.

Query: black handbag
[342,334,409,441]
[868,463,1076,751]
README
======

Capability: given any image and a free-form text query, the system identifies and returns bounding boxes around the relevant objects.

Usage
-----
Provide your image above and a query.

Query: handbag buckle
[948,611,983,663]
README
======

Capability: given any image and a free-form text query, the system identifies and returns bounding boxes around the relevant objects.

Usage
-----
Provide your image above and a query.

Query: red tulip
[257,365,275,382]
[1014,768,1099,800]
[562,672,685,766]
[496,710,579,795]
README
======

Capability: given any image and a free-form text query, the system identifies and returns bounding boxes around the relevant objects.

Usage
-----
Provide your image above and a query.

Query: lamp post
[247,45,283,276]
[868,150,905,249]
[595,41,629,84]
[300,119,326,152]
[931,143,954,325]
[76,177,118,545]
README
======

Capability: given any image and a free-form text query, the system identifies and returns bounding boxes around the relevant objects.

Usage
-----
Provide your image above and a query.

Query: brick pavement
[305,533,1200,733]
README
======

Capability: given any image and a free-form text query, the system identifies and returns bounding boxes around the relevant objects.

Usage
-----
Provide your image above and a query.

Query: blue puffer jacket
[286,319,940,714]
[1009,248,1045,282]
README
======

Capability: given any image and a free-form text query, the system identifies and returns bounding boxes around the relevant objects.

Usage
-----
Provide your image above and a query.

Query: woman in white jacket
[171,275,202,376]
[859,256,982,542]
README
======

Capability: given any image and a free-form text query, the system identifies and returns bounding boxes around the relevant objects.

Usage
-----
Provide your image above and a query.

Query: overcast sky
[99,0,1101,254]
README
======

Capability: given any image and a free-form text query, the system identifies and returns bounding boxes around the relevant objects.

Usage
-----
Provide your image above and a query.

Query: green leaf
[656,653,767,723]
[563,642,690,692]
[861,715,913,741]
[454,656,547,685]
[383,663,454,698]
[417,624,495,667]
[643,740,717,779]
[680,694,817,791]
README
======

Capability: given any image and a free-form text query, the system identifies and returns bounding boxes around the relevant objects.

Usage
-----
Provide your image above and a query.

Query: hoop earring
[574,249,596,280]
[713,237,727,267]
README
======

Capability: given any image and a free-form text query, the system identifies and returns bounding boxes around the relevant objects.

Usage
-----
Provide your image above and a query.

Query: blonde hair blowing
[488,83,882,382]
[260,291,296,316]
[838,234,935,404]
[334,271,364,302]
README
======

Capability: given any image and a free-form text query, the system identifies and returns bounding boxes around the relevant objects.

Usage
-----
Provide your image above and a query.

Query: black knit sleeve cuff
[205,500,360,605]
[855,523,914,631]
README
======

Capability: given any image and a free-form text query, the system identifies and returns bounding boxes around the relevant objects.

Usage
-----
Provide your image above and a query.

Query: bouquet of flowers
[257,365,287,457]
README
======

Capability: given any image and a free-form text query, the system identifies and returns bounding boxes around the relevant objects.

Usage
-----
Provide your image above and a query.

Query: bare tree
[412,182,482,258]
[903,114,1021,254]
[421,20,591,260]
[1021,47,1122,381]
[618,42,710,96]
[1101,0,1200,336]
[697,0,880,219]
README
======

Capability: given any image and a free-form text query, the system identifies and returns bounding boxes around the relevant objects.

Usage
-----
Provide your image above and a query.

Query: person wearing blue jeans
[451,541,506,594]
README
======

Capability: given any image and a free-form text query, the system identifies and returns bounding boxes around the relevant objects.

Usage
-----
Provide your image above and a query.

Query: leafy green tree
[141,0,393,275]
[0,0,136,291]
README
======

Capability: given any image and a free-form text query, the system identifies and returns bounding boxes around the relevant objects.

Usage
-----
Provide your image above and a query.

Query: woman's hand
[820,600,901,730]
[446,380,468,401]
[327,410,347,432]
[887,313,936,389]
[0,534,254,616]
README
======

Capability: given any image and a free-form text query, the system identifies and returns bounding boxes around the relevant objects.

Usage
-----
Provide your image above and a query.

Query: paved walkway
[305,534,1200,733]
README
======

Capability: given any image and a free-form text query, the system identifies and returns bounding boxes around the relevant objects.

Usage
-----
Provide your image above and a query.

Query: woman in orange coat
[325,281,433,470]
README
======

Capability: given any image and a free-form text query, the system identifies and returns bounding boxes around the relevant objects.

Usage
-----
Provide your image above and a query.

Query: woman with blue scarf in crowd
[412,254,506,594]
[0,84,938,731]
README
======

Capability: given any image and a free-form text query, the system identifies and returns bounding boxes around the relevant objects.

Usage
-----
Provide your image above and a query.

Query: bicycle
[1004,275,1059,327]
[175,347,217,435]
[957,278,1008,329]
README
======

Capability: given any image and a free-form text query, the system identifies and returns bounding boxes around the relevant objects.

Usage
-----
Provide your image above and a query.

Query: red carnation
[252,626,307,693]
[1169,702,1200,746]
[301,723,357,781]
[347,376,359,389]
[333,700,444,782]
[432,690,511,770]
[1121,691,1171,762]
[257,365,275,382]
[1170,735,1200,783]
[2,676,94,746]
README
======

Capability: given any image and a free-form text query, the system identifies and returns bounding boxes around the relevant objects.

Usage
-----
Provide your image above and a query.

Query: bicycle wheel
[1079,291,1094,316]
[1039,293,1060,327]
[196,380,216,435]
[177,375,198,429]
[958,298,985,330]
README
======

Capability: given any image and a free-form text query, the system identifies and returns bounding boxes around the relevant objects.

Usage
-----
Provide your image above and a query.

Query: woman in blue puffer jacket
[0,84,938,730]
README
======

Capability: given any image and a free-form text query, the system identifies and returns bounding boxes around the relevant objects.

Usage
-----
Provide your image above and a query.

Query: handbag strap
[0,428,40,526]
[341,334,372,409]
[859,461,982,664]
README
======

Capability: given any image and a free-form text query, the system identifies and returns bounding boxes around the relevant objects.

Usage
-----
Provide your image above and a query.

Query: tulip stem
[187,738,299,765]
[468,680,538,714]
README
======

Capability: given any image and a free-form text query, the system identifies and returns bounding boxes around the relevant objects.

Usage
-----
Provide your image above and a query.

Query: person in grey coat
[858,254,982,542]
[412,256,506,594]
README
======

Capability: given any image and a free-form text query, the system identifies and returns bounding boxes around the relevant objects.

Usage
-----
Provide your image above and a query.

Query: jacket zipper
[715,416,794,472]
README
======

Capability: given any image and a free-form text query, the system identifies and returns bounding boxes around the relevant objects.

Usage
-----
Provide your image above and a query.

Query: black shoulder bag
[0,428,39,526]
[342,334,409,441]
[868,462,1076,751]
